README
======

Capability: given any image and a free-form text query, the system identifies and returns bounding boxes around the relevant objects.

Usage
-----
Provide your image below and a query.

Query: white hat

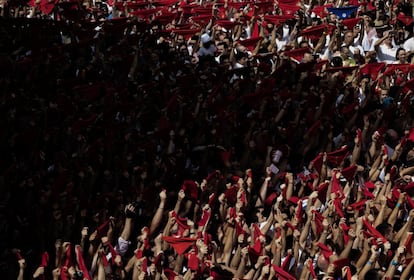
[201,33,211,44]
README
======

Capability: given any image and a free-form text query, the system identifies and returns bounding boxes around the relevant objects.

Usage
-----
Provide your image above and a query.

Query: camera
[75,271,84,279]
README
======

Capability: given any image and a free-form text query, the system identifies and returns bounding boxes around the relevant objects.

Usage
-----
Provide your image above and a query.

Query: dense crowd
[1,0,414,279]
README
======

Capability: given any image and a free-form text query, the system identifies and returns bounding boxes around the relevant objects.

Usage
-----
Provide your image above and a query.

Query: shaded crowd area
[1,0,414,279]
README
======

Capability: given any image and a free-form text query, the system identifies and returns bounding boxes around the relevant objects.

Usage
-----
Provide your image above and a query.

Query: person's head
[215,42,228,56]
[343,30,354,46]
[302,51,314,63]
[376,222,395,242]
[364,268,382,280]
[235,51,248,65]
[395,47,407,63]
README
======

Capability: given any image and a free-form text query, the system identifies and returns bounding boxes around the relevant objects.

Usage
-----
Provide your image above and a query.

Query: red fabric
[402,78,414,93]
[300,24,327,41]
[281,252,292,271]
[278,0,300,5]
[237,36,262,52]
[224,185,239,206]
[317,182,329,204]
[40,252,49,267]
[346,266,352,280]
[333,258,349,268]
[382,64,414,76]
[341,164,357,182]
[282,47,310,63]
[187,251,199,271]
[235,222,245,237]
[317,242,333,260]
[96,219,110,238]
[309,260,317,279]
[75,246,92,280]
[331,171,343,195]
[215,20,240,30]
[198,209,211,227]
[325,66,358,76]
[312,4,333,18]
[162,236,197,255]
[163,268,178,280]
[15,251,23,260]
[263,15,295,25]
[359,62,386,81]
[408,127,414,142]
[333,198,345,218]
[404,232,413,254]
[171,211,190,236]
[341,17,361,29]
[310,153,323,174]
[327,145,349,167]
[272,264,296,280]
[349,199,367,210]
[101,253,109,267]
[190,15,213,25]
[182,180,199,202]
[265,192,277,206]
[397,14,413,26]
[295,200,303,223]
[278,3,301,15]
[171,28,202,40]
[312,210,324,235]
[107,243,118,265]
[406,195,414,210]
[363,218,387,243]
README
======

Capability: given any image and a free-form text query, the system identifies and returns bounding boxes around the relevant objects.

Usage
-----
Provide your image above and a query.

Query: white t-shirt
[403,37,414,52]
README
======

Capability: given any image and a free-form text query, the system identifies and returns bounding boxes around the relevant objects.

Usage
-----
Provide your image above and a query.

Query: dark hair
[364,268,382,280]
[395,47,405,60]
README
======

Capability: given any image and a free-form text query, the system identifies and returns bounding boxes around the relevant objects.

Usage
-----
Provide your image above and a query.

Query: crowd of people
[1,0,414,279]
